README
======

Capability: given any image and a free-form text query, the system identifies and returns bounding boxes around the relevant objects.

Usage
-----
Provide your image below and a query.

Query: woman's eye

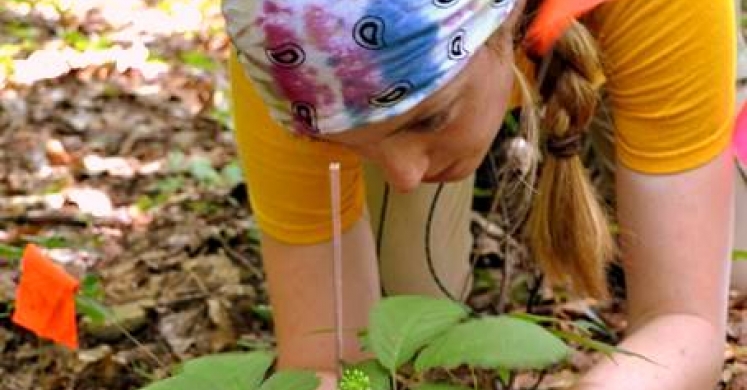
[409,111,449,133]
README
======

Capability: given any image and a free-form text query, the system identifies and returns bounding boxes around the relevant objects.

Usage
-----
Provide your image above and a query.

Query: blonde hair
[493,8,616,299]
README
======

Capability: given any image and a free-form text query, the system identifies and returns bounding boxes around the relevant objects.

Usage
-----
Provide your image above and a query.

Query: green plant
[138,295,637,390]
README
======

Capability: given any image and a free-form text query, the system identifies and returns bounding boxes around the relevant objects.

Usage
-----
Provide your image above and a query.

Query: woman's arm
[262,217,380,372]
[575,149,734,389]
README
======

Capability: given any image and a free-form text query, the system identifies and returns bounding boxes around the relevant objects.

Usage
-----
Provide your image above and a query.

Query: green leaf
[167,151,187,172]
[552,330,657,365]
[181,51,217,71]
[573,319,616,340]
[222,161,244,187]
[412,384,472,390]
[6,21,38,41]
[251,304,273,324]
[80,274,104,300]
[141,352,275,390]
[368,296,469,371]
[248,227,262,245]
[138,375,198,390]
[61,30,88,51]
[415,316,570,372]
[181,352,275,389]
[503,112,520,136]
[189,157,222,185]
[509,312,562,325]
[0,244,23,261]
[1,301,16,319]
[473,187,493,198]
[136,195,157,212]
[734,250,747,261]
[496,368,512,387]
[259,370,319,390]
[26,235,70,249]
[357,329,372,353]
[345,359,390,390]
[75,295,113,325]
[472,269,496,292]
[155,177,184,194]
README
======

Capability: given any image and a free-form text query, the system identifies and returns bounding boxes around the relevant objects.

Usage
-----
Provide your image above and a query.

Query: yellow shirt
[229,0,736,244]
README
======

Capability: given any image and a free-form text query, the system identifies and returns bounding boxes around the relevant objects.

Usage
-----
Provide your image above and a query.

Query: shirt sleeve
[591,0,736,174]
[229,52,366,244]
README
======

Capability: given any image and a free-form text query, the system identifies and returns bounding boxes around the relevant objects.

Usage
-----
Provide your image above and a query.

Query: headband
[223,0,517,135]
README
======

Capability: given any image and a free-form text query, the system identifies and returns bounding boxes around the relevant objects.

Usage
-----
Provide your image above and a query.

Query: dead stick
[0,214,89,227]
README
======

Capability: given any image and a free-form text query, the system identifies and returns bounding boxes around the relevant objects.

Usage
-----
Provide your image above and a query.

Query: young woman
[221,0,736,388]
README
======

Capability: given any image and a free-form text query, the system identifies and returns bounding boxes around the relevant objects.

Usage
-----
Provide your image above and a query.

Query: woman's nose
[378,152,429,194]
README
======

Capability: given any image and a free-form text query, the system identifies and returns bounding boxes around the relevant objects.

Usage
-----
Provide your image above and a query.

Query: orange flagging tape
[12,244,79,350]
[526,0,611,55]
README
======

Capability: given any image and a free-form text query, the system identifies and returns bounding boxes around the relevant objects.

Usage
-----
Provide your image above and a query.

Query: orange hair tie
[526,0,612,55]
[12,244,79,350]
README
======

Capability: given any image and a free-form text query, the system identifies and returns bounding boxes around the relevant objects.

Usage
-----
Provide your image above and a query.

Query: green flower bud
[338,368,371,390]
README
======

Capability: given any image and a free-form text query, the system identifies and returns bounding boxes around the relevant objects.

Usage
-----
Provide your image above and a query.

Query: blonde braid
[525,19,616,299]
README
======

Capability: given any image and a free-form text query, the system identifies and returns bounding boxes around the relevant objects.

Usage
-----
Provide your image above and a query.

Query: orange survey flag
[12,244,79,350]
[526,0,612,55]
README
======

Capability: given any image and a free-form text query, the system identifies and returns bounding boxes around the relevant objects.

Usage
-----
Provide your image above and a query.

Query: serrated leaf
[412,384,472,390]
[369,296,469,371]
[140,352,276,390]
[346,359,391,390]
[259,370,319,390]
[179,352,275,390]
[415,317,569,372]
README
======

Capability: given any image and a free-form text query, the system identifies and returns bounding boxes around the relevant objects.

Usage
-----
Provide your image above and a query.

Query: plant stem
[530,370,547,390]
[114,320,167,369]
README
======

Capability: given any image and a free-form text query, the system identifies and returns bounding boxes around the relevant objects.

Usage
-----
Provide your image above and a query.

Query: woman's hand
[315,371,339,390]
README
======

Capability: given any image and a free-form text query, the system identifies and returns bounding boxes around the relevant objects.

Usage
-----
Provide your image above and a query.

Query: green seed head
[338,368,371,390]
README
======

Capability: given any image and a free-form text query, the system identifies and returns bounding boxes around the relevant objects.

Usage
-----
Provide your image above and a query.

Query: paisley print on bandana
[222,0,516,135]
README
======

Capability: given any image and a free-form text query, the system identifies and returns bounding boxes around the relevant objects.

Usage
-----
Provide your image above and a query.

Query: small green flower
[338,368,371,390]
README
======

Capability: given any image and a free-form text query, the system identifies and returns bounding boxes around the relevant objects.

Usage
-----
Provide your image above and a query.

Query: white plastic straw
[329,162,344,378]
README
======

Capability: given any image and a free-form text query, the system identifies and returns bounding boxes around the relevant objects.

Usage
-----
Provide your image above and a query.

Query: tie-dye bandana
[222,0,517,135]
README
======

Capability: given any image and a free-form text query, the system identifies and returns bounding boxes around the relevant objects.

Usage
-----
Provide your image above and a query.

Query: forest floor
[1,1,746,389]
